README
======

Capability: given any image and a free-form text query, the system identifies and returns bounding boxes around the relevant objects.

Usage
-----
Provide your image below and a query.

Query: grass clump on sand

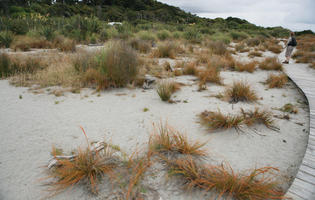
[199,110,244,131]
[248,51,262,58]
[152,42,180,59]
[259,57,283,71]
[207,40,228,55]
[266,74,288,88]
[234,61,257,73]
[129,38,151,53]
[198,66,222,85]
[224,81,258,103]
[167,158,285,200]
[149,123,206,157]
[156,80,180,102]
[241,108,277,131]
[183,62,198,75]
[280,103,298,114]
[48,128,118,195]
[75,41,139,90]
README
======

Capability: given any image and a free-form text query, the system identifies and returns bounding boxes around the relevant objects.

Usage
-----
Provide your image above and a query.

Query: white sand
[0,49,310,199]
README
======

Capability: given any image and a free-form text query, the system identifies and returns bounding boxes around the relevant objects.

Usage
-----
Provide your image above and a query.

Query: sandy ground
[0,47,310,200]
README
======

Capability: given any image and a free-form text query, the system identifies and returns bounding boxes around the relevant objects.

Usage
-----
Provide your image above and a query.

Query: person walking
[283,32,297,64]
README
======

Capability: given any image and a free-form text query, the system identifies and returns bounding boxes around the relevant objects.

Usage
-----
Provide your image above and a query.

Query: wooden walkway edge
[283,60,315,200]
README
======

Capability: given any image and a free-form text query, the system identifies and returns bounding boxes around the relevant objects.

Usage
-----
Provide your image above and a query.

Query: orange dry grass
[167,158,286,200]
[225,81,258,103]
[47,128,117,195]
[207,54,235,70]
[248,51,262,58]
[293,34,315,65]
[266,74,288,88]
[234,61,257,73]
[198,66,222,84]
[199,110,244,131]
[149,123,206,157]
[241,108,277,131]
[183,62,198,75]
[259,57,283,71]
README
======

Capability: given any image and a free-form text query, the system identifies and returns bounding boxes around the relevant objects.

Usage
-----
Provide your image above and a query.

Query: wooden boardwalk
[283,62,315,200]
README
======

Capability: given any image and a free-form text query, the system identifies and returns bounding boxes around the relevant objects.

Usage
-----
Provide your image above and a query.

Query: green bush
[157,30,171,41]
[40,26,55,41]
[0,31,14,48]
[211,33,231,44]
[0,53,10,77]
[8,19,29,35]
[137,31,156,42]
[230,31,249,41]
[184,28,201,43]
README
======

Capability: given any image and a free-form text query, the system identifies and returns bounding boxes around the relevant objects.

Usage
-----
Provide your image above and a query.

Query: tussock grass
[245,37,262,47]
[149,123,206,157]
[292,34,315,66]
[234,61,257,73]
[197,50,210,64]
[241,108,277,130]
[224,81,258,103]
[129,38,151,53]
[0,31,14,48]
[167,158,285,200]
[259,57,283,71]
[281,103,298,114]
[183,62,198,75]
[199,110,244,131]
[156,80,180,102]
[266,74,288,88]
[267,43,282,54]
[152,42,180,58]
[11,36,52,51]
[248,51,262,58]
[198,67,222,84]
[48,128,118,195]
[54,36,76,52]
[207,40,228,55]
[207,54,235,69]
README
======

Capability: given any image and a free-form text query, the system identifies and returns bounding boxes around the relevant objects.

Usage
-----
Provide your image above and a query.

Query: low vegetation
[292,34,315,67]
[198,66,222,85]
[266,74,288,88]
[234,61,257,73]
[280,103,298,114]
[248,51,262,58]
[241,108,277,130]
[156,80,180,102]
[149,123,206,157]
[152,42,182,59]
[259,57,283,71]
[183,62,198,75]
[167,158,285,200]
[224,81,258,103]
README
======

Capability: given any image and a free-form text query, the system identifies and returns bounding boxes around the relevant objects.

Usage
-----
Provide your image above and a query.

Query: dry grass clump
[48,128,118,195]
[198,66,222,84]
[267,43,282,54]
[156,80,180,102]
[292,34,315,66]
[280,103,298,114]
[235,43,250,53]
[0,53,44,78]
[149,123,206,157]
[234,61,257,73]
[129,38,151,53]
[11,36,52,51]
[266,74,288,88]
[197,50,210,64]
[241,108,276,130]
[183,62,198,75]
[292,51,315,64]
[207,54,235,70]
[167,158,285,200]
[248,51,262,58]
[199,110,244,131]
[54,36,76,52]
[259,57,283,71]
[152,42,181,58]
[207,40,228,55]
[75,41,139,89]
[224,81,258,103]
[310,62,315,69]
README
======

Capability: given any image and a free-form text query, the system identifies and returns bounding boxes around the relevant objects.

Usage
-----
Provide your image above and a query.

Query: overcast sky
[159,0,315,32]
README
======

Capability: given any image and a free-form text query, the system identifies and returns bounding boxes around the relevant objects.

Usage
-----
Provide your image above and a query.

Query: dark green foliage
[0,53,10,77]
[0,31,14,48]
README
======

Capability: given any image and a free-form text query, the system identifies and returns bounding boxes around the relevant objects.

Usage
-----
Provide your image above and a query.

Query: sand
[0,46,310,199]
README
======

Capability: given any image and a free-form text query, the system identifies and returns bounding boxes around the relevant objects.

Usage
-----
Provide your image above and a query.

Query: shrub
[259,57,283,71]
[8,18,28,34]
[167,158,285,200]
[156,80,180,102]
[234,61,257,73]
[137,31,156,42]
[266,74,288,88]
[267,44,282,54]
[211,33,231,44]
[207,41,228,55]
[157,30,171,41]
[149,123,206,157]
[235,43,249,53]
[245,37,261,47]
[40,26,55,41]
[183,28,201,43]
[11,36,52,51]
[0,53,10,77]
[54,36,76,52]
[230,31,249,41]
[183,62,198,75]
[225,81,258,103]
[198,67,221,84]
[0,31,14,48]
[129,38,151,53]
[248,51,262,58]
[208,54,235,69]
[153,42,179,58]
[199,110,244,131]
